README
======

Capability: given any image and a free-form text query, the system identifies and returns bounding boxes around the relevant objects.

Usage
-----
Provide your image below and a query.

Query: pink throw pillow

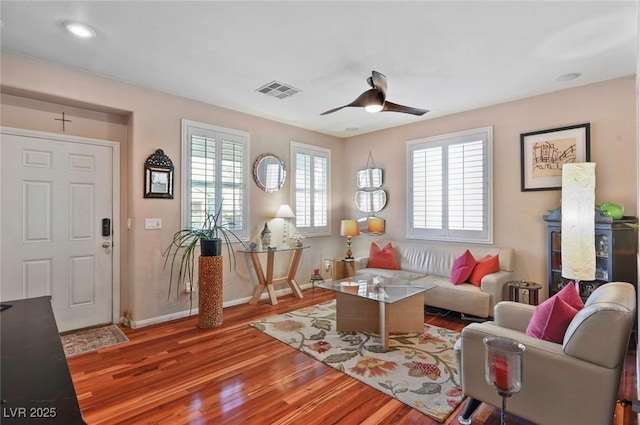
[525,295,579,343]
[468,254,500,287]
[451,250,476,285]
[556,281,584,310]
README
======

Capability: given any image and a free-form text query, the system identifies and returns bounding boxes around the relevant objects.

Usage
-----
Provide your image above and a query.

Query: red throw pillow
[468,254,500,286]
[368,242,400,270]
[451,249,477,285]
[525,296,580,343]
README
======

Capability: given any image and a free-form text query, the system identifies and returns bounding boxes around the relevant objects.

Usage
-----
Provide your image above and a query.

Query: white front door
[1,129,116,332]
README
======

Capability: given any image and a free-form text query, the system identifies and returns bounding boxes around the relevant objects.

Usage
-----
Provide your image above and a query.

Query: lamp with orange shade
[340,219,360,259]
[367,216,385,235]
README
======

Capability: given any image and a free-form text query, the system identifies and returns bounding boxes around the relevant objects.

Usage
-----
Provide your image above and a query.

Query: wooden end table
[507,280,542,306]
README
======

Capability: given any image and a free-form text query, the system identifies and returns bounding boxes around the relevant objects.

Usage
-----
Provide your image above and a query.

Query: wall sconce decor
[144,149,174,199]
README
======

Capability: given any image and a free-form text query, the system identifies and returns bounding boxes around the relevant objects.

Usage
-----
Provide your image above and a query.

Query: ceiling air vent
[255,81,301,99]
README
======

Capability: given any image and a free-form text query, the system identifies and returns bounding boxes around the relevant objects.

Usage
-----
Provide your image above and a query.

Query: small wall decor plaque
[144,149,174,199]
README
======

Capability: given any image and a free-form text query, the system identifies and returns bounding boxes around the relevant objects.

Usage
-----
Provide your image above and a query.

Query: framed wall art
[144,149,174,199]
[520,123,590,191]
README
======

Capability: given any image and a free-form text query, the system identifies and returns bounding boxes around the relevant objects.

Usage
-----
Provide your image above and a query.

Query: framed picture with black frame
[520,123,590,191]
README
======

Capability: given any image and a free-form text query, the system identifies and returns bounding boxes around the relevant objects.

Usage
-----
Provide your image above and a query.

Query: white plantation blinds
[182,120,249,240]
[408,126,493,243]
[291,142,330,236]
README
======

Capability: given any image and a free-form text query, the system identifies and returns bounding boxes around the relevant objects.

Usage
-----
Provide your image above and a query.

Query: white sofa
[354,240,515,318]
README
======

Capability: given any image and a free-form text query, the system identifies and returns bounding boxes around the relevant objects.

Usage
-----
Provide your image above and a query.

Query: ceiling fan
[320,71,429,116]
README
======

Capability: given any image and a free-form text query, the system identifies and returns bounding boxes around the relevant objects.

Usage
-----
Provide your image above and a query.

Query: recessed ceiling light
[556,72,582,82]
[64,22,96,38]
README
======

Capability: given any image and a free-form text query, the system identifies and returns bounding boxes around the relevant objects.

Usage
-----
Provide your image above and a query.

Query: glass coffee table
[317,274,434,351]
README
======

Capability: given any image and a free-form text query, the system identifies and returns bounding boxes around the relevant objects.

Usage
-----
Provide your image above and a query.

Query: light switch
[145,218,162,230]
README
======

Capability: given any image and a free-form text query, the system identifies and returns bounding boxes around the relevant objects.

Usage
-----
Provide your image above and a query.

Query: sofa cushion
[451,249,476,284]
[468,254,500,286]
[525,283,584,343]
[368,242,400,270]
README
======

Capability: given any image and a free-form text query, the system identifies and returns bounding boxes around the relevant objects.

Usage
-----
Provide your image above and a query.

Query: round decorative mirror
[253,153,286,192]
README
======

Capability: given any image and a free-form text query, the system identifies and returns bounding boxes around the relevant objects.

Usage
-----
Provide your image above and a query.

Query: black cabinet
[543,208,638,301]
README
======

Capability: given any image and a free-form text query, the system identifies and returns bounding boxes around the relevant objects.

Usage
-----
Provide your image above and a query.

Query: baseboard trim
[130,283,311,328]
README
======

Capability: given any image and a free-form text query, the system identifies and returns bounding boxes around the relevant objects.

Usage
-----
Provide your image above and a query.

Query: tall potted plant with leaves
[164,203,245,327]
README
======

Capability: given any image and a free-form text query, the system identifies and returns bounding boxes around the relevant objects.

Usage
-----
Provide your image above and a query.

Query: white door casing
[0,127,120,332]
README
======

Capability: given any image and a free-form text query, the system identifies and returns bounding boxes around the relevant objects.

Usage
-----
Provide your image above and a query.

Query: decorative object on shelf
[291,235,305,248]
[561,163,596,283]
[483,336,525,425]
[340,219,360,259]
[520,123,590,191]
[260,222,272,250]
[249,242,257,251]
[275,204,295,247]
[596,202,624,220]
[253,153,286,192]
[144,148,174,199]
[163,202,246,317]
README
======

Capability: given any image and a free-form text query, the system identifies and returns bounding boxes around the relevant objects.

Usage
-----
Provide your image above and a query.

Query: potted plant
[163,203,246,327]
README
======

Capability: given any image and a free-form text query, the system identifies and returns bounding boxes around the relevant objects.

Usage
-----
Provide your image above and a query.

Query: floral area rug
[250,300,464,422]
[61,325,129,357]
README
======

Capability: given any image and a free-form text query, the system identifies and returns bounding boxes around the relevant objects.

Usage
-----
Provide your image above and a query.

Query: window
[407,126,493,243]
[181,119,249,240]
[291,141,330,236]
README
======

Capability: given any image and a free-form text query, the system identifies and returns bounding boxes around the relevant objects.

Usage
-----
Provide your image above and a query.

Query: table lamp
[275,204,295,247]
[340,219,360,259]
[561,163,596,288]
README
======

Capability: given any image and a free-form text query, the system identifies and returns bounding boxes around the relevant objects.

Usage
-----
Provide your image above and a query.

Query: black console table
[1,296,86,424]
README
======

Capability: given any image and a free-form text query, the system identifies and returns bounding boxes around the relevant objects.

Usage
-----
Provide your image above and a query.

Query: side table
[507,280,542,306]
[244,246,308,305]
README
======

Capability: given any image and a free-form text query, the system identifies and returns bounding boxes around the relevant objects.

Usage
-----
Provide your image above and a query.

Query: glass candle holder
[483,336,525,425]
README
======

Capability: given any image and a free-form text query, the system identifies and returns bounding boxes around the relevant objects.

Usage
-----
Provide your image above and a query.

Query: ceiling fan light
[365,104,383,113]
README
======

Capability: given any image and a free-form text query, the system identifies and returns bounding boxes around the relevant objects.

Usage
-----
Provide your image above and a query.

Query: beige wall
[1,51,636,324]
[1,52,347,324]
[343,75,637,297]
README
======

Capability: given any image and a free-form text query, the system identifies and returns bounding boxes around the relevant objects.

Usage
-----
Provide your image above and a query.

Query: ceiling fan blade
[382,101,429,116]
[320,89,383,115]
[369,71,387,99]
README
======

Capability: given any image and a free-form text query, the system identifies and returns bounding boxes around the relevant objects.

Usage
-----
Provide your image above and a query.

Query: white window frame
[407,126,493,244]
[181,119,250,241]
[290,141,331,237]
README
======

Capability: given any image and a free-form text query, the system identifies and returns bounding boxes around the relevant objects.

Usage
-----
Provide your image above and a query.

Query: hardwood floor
[67,289,638,424]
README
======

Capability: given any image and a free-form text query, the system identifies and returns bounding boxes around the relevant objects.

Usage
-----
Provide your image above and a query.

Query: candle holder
[483,336,525,425]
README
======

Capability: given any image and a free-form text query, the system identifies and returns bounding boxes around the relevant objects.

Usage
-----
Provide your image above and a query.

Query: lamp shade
[340,219,360,237]
[367,217,385,234]
[275,204,295,218]
[561,163,596,281]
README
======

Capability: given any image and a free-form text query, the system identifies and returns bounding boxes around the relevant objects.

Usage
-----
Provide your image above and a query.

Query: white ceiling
[0,1,637,138]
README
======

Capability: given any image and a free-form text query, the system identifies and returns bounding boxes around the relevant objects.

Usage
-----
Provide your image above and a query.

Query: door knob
[102,242,111,248]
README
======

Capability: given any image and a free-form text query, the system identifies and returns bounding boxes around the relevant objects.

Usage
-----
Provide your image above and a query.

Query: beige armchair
[455,281,636,425]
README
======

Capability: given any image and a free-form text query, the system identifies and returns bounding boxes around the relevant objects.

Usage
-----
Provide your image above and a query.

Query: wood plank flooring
[67,289,638,424]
